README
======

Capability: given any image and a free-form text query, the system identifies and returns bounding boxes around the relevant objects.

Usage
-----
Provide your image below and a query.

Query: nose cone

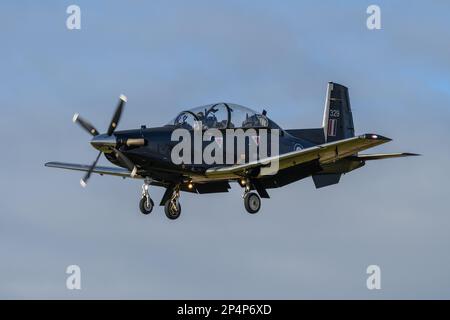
[90,134,117,152]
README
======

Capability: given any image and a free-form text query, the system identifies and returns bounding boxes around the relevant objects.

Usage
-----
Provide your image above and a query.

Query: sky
[1,0,449,299]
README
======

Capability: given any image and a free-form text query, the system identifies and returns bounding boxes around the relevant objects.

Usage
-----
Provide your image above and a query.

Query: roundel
[294,143,303,151]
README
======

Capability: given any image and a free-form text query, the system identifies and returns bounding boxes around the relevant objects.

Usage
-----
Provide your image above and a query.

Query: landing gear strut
[242,180,261,214]
[164,185,181,220]
[139,178,154,215]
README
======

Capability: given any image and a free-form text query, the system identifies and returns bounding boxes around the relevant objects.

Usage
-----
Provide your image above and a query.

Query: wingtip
[120,94,128,103]
[44,162,58,168]
[405,152,421,157]
[72,113,79,123]
[363,134,392,141]
[80,179,87,188]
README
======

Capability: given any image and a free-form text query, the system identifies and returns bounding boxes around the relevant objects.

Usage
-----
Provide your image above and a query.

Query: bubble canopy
[167,103,279,130]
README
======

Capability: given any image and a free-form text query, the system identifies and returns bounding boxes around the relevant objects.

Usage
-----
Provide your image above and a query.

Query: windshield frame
[167,103,273,130]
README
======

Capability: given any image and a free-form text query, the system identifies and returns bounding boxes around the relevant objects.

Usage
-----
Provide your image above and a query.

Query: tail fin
[313,82,354,188]
[322,82,355,143]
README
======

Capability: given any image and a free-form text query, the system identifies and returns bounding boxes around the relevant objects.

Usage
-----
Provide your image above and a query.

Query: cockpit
[167,103,279,130]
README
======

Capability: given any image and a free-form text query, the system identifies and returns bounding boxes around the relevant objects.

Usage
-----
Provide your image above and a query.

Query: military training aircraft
[45,82,418,220]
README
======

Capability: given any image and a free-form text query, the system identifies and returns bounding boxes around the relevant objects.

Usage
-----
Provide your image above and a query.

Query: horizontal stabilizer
[352,153,420,161]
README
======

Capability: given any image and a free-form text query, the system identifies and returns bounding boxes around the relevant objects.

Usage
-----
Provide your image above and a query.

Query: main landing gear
[242,180,261,214]
[164,186,181,220]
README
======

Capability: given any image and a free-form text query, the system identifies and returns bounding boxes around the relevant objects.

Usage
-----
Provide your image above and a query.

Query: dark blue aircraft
[46,82,417,220]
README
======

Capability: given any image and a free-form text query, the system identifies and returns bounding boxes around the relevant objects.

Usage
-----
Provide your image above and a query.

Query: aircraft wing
[45,162,141,178]
[205,134,392,179]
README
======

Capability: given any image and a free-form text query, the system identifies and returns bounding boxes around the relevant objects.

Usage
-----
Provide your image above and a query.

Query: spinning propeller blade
[80,151,102,187]
[72,113,99,136]
[107,95,127,136]
[113,148,137,177]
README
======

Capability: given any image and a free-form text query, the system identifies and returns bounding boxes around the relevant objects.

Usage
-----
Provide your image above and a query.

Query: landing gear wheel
[244,192,261,214]
[139,197,154,215]
[164,199,181,220]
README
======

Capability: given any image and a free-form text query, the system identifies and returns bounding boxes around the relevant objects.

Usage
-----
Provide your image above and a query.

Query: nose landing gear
[139,178,154,215]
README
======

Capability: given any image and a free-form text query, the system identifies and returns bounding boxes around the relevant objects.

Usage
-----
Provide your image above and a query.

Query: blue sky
[1,0,449,298]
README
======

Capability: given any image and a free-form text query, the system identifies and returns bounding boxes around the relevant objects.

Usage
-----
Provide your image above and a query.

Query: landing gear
[242,180,261,214]
[165,199,181,220]
[139,197,154,215]
[164,187,181,220]
[139,180,182,219]
[139,178,154,215]
[244,192,261,214]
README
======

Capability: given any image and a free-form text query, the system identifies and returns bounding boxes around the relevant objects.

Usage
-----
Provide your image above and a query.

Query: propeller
[80,151,102,188]
[73,94,137,187]
[113,148,138,177]
[107,94,127,135]
[72,113,99,136]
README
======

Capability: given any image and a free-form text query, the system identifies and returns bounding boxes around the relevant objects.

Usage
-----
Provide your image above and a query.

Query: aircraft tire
[244,192,261,214]
[164,200,181,220]
[139,197,154,215]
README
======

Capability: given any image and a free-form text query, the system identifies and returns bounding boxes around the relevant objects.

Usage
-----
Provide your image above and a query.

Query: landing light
[188,182,194,190]
[371,134,378,139]
[240,179,246,186]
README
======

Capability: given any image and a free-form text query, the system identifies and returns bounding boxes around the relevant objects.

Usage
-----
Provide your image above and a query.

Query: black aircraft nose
[90,134,117,152]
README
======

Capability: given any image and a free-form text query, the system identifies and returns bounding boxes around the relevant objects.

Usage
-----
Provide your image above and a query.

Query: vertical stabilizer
[322,82,355,143]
